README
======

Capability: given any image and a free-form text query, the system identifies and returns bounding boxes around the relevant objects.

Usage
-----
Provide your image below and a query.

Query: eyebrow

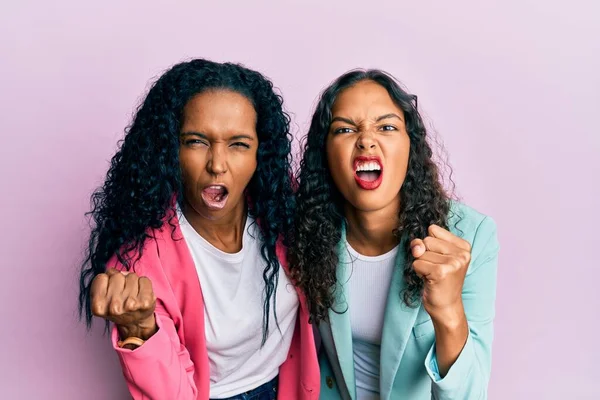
[331,116,357,126]
[375,113,404,122]
[180,131,208,139]
[230,134,255,141]
[180,131,255,141]
[331,113,404,126]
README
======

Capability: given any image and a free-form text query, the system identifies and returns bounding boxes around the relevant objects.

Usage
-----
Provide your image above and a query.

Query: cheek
[326,137,352,179]
[231,151,258,188]
[179,151,205,187]
[385,137,411,184]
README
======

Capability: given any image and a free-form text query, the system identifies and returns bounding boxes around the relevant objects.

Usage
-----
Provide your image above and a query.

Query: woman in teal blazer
[290,69,499,400]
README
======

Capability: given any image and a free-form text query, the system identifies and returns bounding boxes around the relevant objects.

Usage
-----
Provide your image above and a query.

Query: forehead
[332,80,402,118]
[182,89,257,136]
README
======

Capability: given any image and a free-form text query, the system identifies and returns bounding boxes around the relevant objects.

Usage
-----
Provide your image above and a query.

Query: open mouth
[201,185,229,210]
[353,157,383,190]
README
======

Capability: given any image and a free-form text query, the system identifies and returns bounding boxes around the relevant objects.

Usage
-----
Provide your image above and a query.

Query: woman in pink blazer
[78,59,320,400]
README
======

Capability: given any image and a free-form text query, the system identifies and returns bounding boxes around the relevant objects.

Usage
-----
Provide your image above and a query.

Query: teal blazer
[318,202,499,400]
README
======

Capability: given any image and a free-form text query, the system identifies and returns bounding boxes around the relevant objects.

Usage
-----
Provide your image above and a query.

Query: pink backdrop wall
[1,1,598,398]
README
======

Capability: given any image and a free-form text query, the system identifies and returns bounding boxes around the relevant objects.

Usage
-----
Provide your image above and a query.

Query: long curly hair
[290,69,453,323]
[79,59,296,341]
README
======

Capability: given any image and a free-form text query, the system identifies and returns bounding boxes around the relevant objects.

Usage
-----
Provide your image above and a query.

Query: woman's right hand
[90,268,158,340]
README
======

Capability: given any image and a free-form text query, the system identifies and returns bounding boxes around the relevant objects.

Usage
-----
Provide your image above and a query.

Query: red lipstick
[353,156,383,190]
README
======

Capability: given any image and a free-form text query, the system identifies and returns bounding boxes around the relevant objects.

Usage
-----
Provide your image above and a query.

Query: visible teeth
[356,161,381,172]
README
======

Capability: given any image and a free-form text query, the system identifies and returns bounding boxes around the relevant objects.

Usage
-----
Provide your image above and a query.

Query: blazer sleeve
[424,216,500,400]
[108,259,198,400]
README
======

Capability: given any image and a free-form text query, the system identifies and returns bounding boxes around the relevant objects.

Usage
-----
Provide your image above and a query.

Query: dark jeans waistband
[211,375,278,400]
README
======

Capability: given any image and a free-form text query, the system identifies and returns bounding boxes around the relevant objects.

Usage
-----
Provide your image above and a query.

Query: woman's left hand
[410,224,472,323]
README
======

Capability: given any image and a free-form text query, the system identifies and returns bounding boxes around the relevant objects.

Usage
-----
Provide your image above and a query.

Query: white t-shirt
[346,241,399,400]
[179,212,299,399]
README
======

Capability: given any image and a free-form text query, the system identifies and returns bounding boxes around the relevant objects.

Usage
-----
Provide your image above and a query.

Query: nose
[207,146,228,175]
[356,132,376,150]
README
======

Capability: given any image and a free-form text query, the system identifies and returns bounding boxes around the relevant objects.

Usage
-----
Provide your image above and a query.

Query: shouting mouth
[353,156,383,190]
[201,185,229,210]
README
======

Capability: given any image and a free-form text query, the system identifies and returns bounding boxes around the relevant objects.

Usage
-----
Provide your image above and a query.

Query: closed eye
[230,142,251,149]
[185,139,208,147]
[333,127,356,134]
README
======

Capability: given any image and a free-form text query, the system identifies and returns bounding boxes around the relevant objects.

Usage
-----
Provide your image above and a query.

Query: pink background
[1,1,598,399]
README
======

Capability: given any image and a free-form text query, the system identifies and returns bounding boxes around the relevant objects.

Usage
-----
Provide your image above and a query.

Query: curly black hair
[290,69,454,323]
[79,59,296,341]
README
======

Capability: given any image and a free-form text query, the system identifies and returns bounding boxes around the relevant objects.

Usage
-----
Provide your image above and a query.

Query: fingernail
[412,245,423,253]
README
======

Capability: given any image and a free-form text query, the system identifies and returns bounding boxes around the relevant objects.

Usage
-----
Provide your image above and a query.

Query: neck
[344,197,401,257]
[183,199,247,253]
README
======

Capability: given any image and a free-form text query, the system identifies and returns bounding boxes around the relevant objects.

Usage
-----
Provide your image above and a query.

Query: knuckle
[109,300,122,316]
[437,265,449,280]
[449,258,461,268]
[436,272,446,281]
[91,301,105,316]
[140,298,155,310]
[124,297,137,311]
[461,251,471,264]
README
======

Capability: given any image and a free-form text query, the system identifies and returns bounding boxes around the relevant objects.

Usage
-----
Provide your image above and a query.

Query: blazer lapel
[379,241,421,400]
[327,225,357,399]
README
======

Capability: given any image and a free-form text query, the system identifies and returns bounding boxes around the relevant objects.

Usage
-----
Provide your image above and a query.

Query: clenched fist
[410,224,472,321]
[90,268,158,341]
[411,224,473,377]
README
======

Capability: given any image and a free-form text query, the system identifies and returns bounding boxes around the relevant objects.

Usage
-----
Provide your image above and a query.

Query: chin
[189,201,226,221]
[343,189,400,213]
[346,198,389,213]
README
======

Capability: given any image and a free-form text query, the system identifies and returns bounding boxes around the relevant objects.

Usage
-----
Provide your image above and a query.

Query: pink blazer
[107,215,320,399]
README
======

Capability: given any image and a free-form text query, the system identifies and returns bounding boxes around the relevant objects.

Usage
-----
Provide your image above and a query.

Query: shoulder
[448,201,497,240]
[448,201,499,273]
[449,201,490,232]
